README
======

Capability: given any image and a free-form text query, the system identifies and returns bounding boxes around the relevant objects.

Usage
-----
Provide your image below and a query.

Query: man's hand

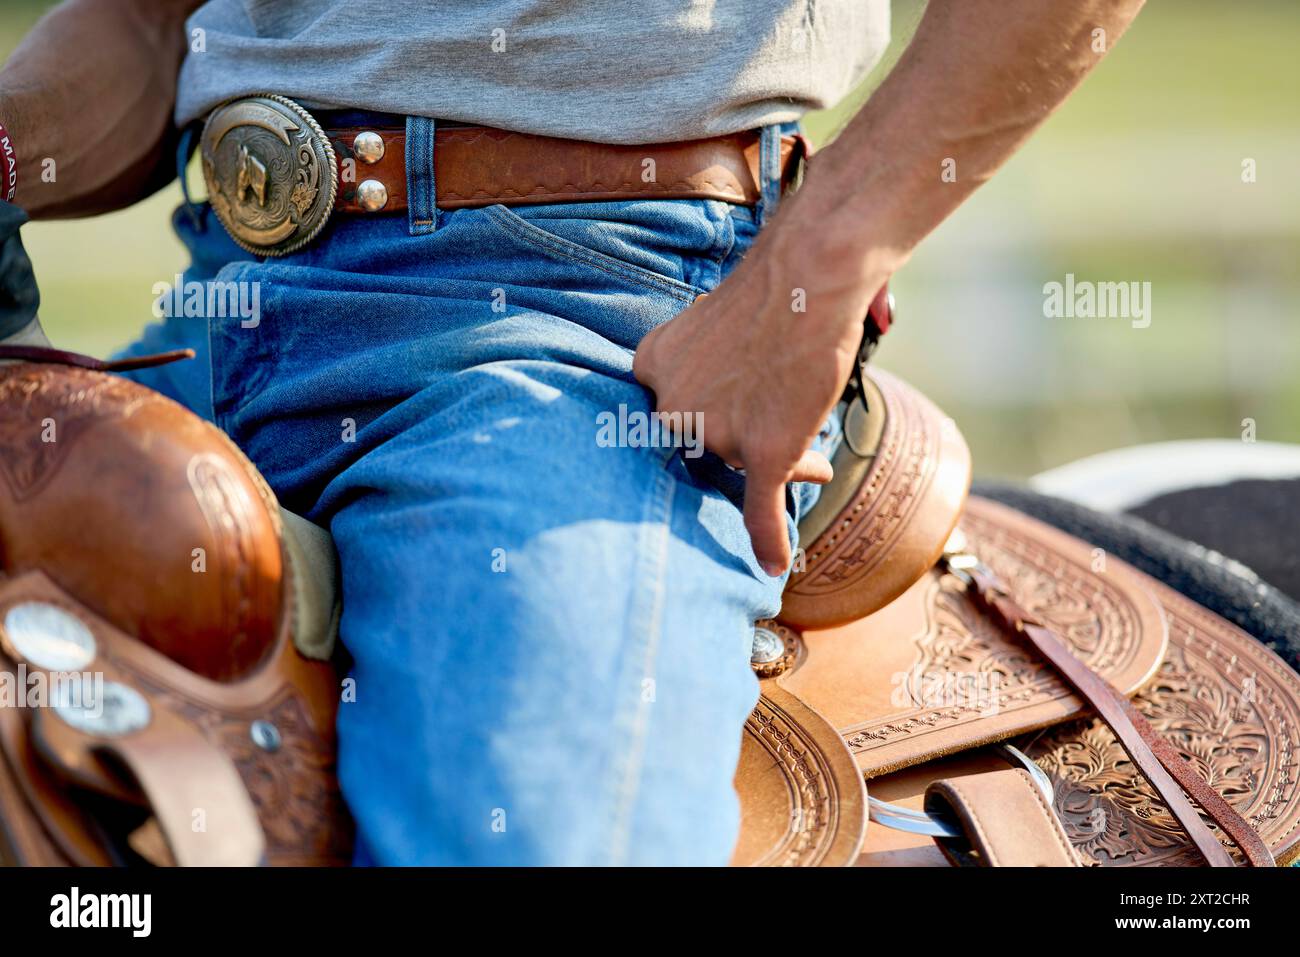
[635,0,1146,576]
[634,203,891,576]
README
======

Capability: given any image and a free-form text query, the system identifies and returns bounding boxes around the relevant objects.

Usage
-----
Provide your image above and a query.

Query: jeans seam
[604,466,675,865]
[484,205,700,302]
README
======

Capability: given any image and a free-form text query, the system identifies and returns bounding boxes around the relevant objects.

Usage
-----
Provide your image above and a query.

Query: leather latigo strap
[845,498,1300,868]
[328,125,799,214]
[957,558,1275,868]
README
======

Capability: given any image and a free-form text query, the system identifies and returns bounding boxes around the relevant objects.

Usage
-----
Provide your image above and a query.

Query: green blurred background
[3,0,1297,478]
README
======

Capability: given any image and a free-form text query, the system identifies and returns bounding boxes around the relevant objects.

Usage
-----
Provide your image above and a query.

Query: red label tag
[0,123,17,203]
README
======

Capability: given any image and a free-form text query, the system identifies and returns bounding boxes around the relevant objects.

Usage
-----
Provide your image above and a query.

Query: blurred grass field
[4,0,1298,477]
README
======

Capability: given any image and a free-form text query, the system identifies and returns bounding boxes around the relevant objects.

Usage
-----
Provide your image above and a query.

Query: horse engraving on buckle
[200,95,338,257]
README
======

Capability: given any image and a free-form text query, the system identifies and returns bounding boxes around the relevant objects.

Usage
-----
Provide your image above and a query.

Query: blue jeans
[118,122,833,865]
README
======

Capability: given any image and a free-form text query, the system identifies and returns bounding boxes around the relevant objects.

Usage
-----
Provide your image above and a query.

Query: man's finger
[743,465,793,577]
[788,449,833,485]
[631,338,657,389]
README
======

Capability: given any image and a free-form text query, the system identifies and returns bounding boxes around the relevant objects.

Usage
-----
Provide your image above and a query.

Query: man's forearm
[0,0,202,218]
[789,0,1146,280]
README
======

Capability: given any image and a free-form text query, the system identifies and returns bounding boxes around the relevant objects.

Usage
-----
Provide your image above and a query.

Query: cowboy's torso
[176,0,891,142]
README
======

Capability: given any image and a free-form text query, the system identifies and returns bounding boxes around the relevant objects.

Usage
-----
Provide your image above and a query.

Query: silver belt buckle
[200,95,338,257]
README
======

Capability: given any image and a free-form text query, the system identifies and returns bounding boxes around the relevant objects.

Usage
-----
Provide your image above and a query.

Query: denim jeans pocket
[482,203,714,302]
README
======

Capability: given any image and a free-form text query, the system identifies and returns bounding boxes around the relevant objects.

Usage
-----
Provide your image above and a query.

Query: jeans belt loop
[406,115,438,235]
[754,124,784,229]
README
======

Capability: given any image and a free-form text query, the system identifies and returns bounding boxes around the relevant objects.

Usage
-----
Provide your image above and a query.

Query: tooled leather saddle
[737,368,1299,868]
[0,342,1297,867]
[0,349,351,865]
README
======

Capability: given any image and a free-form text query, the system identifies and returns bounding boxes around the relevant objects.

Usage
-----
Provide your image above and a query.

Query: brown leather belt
[330,125,798,214]
[199,95,802,257]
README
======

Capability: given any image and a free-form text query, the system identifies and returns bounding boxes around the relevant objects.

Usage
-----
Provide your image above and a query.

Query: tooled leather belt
[200,94,804,257]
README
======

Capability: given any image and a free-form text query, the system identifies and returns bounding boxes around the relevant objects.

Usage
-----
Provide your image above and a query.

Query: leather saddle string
[0,344,194,371]
[964,566,1275,867]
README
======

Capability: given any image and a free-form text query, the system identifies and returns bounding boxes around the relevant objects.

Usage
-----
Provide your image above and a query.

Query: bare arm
[0,0,204,218]
[789,0,1147,281]
[635,0,1147,575]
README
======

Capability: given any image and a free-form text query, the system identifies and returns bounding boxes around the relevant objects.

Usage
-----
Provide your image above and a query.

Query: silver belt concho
[200,95,338,257]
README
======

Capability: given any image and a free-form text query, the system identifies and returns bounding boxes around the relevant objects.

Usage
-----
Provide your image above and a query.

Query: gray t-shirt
[176,1,889,143]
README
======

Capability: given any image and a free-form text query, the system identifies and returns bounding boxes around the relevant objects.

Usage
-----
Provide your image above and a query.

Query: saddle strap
[924,768,1081,867]
[962,563,1275,867]
[29,693,266,867]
